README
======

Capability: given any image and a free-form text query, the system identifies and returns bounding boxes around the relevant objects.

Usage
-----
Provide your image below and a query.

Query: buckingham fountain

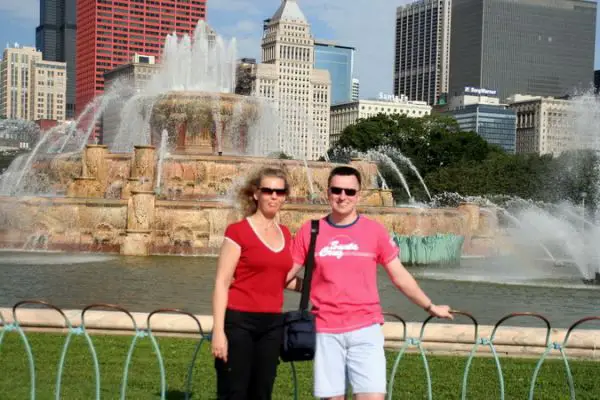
[0,21,497,261]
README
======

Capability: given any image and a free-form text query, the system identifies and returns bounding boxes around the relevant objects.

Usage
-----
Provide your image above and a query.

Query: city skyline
[0,0,598,100]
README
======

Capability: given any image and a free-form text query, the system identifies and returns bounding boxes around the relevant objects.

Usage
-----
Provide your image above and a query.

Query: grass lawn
[0,332,599,399]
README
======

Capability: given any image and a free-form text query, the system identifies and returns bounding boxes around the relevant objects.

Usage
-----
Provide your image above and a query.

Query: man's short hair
[327,166,362,188]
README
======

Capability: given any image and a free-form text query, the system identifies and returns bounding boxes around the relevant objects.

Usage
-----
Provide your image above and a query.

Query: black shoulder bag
[280,219,320,362]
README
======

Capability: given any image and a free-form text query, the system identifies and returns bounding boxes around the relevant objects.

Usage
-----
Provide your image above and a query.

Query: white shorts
[314,323,387,398]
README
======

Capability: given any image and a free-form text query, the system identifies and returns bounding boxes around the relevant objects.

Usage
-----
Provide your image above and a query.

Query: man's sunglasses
[329,187,358,196]
[259,187,288,196]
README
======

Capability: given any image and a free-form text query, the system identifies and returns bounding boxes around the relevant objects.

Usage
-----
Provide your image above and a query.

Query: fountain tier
[149,92,261,155]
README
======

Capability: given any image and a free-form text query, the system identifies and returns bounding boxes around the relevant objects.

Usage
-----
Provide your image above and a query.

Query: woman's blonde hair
[238,166,290,217]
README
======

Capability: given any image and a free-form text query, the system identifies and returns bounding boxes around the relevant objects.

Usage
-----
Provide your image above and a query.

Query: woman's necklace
[251,216,276,232]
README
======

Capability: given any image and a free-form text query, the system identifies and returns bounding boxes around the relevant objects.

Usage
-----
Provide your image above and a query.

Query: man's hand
[427,304,453,319]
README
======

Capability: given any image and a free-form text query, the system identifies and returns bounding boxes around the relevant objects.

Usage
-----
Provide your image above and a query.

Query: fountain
[0,21,496,261]
[432,192,600,285]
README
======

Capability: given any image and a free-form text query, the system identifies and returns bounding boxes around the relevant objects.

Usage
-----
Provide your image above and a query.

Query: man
[288,165,453,400]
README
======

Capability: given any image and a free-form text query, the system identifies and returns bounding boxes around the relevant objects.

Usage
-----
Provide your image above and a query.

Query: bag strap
[299,219,320,311]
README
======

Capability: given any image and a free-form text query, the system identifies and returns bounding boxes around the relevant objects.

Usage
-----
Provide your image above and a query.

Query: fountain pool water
[0,251,597,328]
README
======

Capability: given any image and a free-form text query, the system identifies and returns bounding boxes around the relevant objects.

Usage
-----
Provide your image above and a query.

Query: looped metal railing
[146,308,207,400]
[0,301,598,399]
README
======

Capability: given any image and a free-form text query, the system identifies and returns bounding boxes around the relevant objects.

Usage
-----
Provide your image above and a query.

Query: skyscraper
[75,0,207,119]
[36,0,77,119]
[254,0,331,161]
[314,40,355,104]
[352,78,359,101]
[450,0,596,101]
[394,0,452,105]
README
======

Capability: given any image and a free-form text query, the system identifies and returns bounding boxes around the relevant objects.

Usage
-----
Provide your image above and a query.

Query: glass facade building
[450,0,596,101]
[36,0,77,119]
[314,41,355,105]
[450,104,517,153]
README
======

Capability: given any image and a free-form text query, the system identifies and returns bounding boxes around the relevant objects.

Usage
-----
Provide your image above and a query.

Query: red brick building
[76,0,207,117]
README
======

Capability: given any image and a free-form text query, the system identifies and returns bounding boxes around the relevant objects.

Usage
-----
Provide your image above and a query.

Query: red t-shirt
[224,218,293,313]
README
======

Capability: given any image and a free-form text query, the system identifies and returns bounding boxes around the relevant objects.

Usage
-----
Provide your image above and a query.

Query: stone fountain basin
[0,194,493,257]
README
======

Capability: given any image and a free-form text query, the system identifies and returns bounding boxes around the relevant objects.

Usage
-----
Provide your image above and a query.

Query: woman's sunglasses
[259,187,288,196]
[329,187,358,196]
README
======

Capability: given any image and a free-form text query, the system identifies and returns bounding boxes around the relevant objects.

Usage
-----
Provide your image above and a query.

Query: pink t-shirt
[292,215,399,334]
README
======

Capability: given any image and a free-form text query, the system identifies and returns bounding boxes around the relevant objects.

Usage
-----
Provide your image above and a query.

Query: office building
[314,40,355,104]
[450,0,596,101]
[330,93,431,146]
[446,88,516,153]
[0,120,41,151]
[253,0,331,160]
[76,0,207,122]
[235,58,257,96]
[595,70,600,94]
[352,78,359,101]
[36,0,77,119]
[0,45,67,122]
[102,54,161,147]
[394,0,452,105]
[507,94,600,155]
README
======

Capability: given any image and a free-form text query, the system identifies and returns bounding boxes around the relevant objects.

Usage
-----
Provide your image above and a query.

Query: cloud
[208,0,412,98]
[217,19,264,61]
[301,0,413,98]
[208,0,263,15]
[0,0,39,23]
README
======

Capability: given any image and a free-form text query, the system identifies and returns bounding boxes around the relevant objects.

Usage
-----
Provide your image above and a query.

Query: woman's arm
[212,240,241,336]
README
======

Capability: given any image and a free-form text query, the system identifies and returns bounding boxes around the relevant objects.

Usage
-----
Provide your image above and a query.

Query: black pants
[215,308,283,400]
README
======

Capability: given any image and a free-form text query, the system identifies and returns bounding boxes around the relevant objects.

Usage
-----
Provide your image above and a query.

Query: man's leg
[314,331,348,400]
[346,324,387,400]
[248,321,283,400]
[214,313,254,400]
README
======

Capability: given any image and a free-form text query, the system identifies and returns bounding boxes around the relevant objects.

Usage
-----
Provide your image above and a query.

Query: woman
[211,166,296,400]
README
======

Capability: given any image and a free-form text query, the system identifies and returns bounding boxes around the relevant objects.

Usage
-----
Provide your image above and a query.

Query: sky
[0,0,599,99]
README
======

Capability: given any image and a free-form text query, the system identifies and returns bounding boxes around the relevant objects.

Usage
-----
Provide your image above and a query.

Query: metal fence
[0,300,599,400]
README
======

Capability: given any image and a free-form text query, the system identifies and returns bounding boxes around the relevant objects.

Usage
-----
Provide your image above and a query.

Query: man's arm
[383,257,453,319]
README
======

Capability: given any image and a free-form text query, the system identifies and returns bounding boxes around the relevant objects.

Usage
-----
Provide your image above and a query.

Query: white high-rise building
[352,78,360,101]
[394,0,451,105]
[254,0,331,160]
[0,45,66,122]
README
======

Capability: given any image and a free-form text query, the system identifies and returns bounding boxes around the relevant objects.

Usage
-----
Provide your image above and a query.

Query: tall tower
[450,0,596,101]
[254,0,331,160]
[36,0,77,119]
[394,0,451,105]
[75,0,207,124]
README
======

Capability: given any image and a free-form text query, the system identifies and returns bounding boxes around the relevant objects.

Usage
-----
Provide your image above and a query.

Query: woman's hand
[211,330,228,362]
